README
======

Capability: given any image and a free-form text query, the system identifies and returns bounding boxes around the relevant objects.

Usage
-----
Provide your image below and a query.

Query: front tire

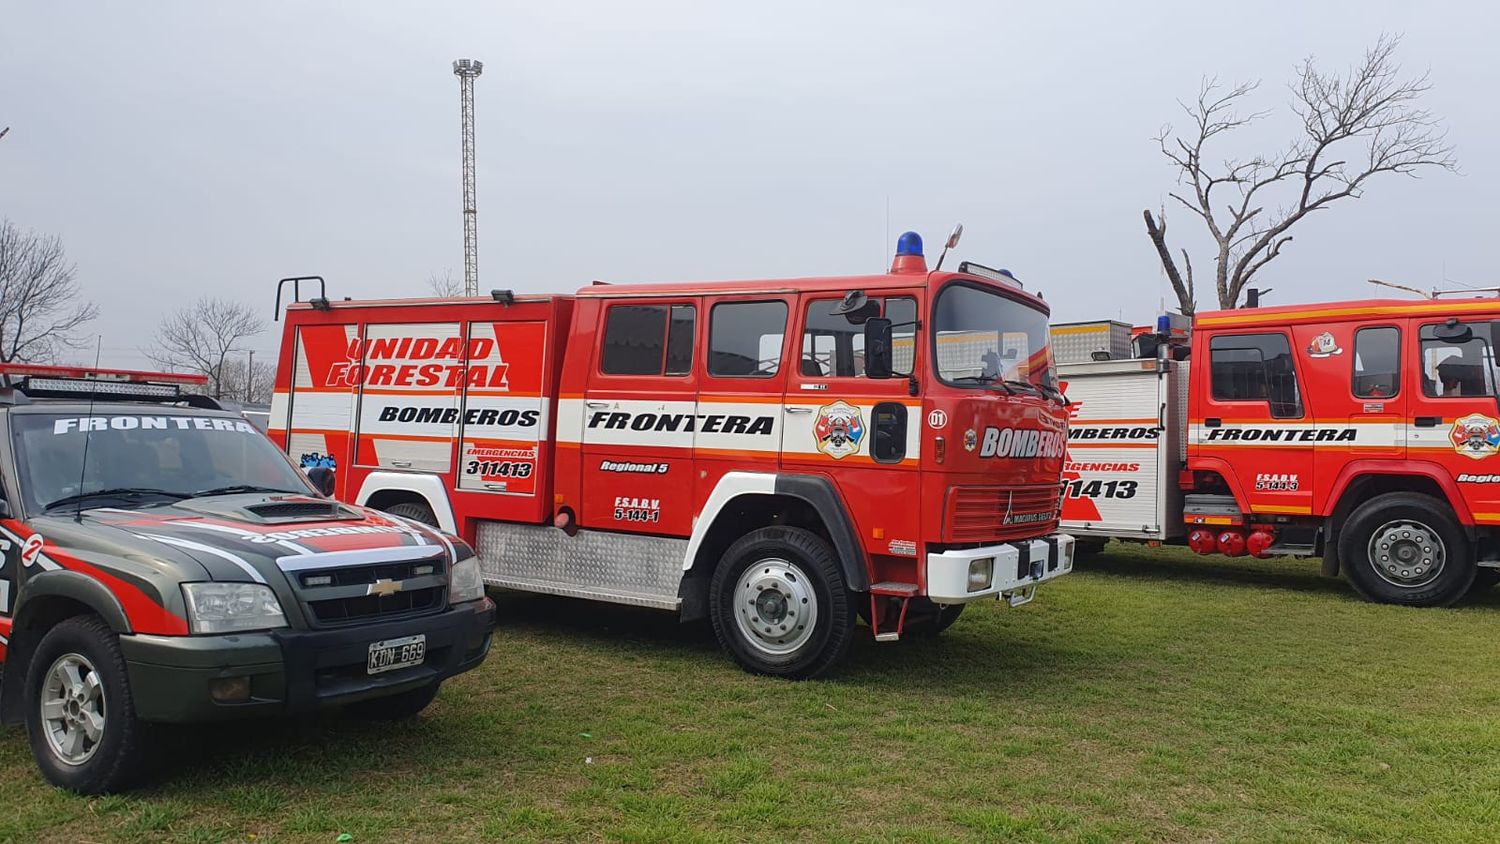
[709,527,854,679]
[24,615,154,794]
[1339,492,1475,607]
[384,501,439,528]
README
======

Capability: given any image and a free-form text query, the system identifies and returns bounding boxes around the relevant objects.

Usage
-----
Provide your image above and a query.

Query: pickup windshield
[11,412,311,513]
[932,282,1056,391]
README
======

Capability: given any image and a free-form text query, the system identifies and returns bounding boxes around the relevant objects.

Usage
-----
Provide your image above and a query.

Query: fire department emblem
[813,401,865,459]
[1450,413,1500,461]
[1306,332,1343,358]
[963,428,978,452]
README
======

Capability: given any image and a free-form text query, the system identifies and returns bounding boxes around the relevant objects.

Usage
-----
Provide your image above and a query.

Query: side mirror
[305,466,336,498]
[864,317,893,379]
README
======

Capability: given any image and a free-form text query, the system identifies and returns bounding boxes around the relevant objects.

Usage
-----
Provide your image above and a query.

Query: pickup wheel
[710,527,854,680]
[344,681,441,721]
[24,615,154,794]
[384,501,439,528]
[1339,492,1475,607]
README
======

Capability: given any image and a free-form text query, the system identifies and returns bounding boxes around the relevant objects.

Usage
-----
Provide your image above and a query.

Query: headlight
[449,555,484,604]
[181,582,287,634]
[967,557,994,592]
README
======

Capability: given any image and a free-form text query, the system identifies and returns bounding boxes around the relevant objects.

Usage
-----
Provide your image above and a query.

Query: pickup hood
[34,495,452,587]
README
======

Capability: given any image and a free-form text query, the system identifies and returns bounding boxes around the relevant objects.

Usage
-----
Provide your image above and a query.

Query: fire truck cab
[1057,296,1500,607]
[272,232,1077,679]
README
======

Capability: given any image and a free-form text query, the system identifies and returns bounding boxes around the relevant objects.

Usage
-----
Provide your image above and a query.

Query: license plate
[367,634,426,675]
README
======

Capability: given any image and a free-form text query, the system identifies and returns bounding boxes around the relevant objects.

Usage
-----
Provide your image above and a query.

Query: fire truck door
[579,300,700,535]
[1408,318,1500,520]
[781,294,920,537]
[1197,330,1316,515]
[354,322,465,474]
[696,294,792,485]
[1340,324,1406,460]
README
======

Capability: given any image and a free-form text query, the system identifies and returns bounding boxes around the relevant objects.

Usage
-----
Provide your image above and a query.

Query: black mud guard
[0,571,133,725]
[773,474,871,593]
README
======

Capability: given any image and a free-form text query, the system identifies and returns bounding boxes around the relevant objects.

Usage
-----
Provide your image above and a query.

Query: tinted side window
[799,296,916,378]
[1421,322,1497,397]
[709,301,787,377]
[1353,327,1400,398]
[1209,333,1303,418]
[600,304,695,377]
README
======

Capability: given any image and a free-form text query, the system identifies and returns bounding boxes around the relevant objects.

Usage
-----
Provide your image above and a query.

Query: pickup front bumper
[120,597,495,723]
[926,534,1075,603]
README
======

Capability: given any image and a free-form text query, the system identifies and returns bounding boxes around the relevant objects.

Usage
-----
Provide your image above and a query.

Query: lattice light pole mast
[452,59,483,297]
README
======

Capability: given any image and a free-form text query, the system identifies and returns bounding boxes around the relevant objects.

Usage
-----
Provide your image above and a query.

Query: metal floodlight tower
[452,59,484,297]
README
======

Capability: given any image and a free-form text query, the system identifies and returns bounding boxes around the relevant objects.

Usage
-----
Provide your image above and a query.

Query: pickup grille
[946,484,1061,543]
[284,550,448,628]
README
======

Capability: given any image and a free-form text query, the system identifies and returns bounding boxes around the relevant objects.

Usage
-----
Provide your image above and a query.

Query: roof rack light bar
[0,363,208,386]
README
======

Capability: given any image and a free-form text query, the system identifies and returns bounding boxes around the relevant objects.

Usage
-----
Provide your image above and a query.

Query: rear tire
[343,682,441,721]
[384,501,439,528]
[24,615,154,794]
[1339,492,1474,607]
[709,527,854,679]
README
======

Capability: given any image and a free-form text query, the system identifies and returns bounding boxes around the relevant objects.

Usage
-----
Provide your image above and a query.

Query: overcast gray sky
[3,1,1496,368]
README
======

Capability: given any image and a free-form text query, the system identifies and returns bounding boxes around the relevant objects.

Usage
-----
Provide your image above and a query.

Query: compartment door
[354,323,463,474]
[1059,363,1168,537]
[457,320,549,496]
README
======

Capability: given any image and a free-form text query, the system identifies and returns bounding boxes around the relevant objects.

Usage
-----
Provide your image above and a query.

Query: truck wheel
[344,681,441,720]
[710,527,854,680]
[24,615,154,794]
[385,501,438,528]
[1339,492,1475,607]
[1074,538,1108,559]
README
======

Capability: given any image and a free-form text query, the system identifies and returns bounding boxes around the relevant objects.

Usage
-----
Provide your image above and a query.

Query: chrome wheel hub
[40,653,107,766]
[733,558,818,656]
[1368,520,1446,588]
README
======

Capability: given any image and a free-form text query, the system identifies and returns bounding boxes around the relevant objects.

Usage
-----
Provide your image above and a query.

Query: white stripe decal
[134,533,267,584]
[169,520,315,556]
[0,633,8,646]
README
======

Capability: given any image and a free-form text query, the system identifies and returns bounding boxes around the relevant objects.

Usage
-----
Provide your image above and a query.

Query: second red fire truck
[270,232,1076,678]
[1055,294,1500,607]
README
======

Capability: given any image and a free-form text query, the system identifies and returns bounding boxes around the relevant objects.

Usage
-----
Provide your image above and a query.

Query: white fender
[682,471,778,570]
[353,472,459,535]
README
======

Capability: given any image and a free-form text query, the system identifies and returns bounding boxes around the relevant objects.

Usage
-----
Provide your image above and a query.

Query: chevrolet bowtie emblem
[367,578,405,598]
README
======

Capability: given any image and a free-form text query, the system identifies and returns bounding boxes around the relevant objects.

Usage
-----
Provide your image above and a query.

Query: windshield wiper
[949,374,1014,394]
[45,487,192,511]
[193,484,304,498]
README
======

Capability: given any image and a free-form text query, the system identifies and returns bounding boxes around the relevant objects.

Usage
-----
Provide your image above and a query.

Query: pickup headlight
[449,554,484,604]
[181,582,287,634]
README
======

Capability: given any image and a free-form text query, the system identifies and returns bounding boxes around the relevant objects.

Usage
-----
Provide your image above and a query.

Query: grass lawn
[3,543,1500,842]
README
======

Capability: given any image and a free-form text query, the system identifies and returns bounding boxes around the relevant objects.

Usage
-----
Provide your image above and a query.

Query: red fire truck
[270,232,1076,678]
[1055,295,1500,607]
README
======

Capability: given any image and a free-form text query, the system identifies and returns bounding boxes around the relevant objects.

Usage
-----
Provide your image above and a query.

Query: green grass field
[3,544,1500,843]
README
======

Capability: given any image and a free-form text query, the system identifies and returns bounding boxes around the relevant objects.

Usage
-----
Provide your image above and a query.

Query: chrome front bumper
[926,534,1075,604]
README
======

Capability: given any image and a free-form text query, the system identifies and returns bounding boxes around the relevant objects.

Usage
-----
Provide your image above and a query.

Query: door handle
[1414,416,1443,428]
[585,401,610,409]
[390,460,413,468]
[1204,418,1222,428]
[784,406,812,414]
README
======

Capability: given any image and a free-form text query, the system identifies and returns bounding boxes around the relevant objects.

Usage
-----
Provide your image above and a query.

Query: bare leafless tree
[427,268,464,298]
[0,219,99,362]
[1144,35,1457,314]
[147,298,266,399]
[217,356,276,404]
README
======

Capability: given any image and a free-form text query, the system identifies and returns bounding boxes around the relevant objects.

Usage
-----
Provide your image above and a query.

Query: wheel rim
[733,557,818,656]
[1367,519,1446,589]
[40,652,107,766]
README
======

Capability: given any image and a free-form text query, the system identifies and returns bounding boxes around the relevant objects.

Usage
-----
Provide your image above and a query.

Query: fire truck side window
[709,301,787,377]
[1353,326,1400,398]
[1420,322,1497,398]
[800,296,916,378]
[1208,333,1303,418]
[600,304,695,377]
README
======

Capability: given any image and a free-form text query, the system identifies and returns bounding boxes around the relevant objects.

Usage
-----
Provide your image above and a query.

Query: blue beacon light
[895,231,924,257]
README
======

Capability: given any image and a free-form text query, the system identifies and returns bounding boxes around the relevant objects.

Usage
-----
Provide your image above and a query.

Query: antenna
[453,59,484,297]
[75,337,102,523]
[1368,278,1433,298]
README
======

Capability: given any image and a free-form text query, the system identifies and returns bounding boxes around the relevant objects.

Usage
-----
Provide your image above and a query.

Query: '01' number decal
[1064,479,1138,499]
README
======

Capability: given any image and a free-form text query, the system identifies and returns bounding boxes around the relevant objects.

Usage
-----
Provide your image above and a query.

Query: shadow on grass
[1079,547,1351,597]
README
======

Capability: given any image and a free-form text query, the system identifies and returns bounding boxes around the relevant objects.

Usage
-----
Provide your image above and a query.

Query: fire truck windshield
[10,412,312,513]
[932,282,1056,391]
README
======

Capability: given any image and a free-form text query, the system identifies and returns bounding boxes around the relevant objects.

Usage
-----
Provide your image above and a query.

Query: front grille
[293,554,447,627]
[946,484,1061,543]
